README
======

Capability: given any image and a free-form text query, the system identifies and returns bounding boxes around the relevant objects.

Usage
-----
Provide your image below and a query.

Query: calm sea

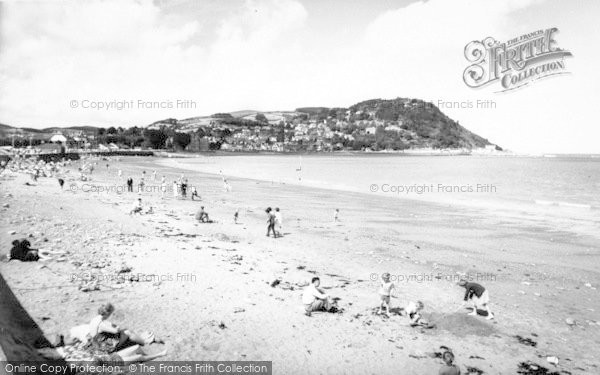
[170,154,600,235]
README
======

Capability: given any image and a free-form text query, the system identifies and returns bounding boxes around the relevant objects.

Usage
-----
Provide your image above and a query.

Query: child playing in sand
[439,351,461,375]
[378,272,396,315]
[405,300,425,325]
[458,279,494,320]
[129,198,143,215]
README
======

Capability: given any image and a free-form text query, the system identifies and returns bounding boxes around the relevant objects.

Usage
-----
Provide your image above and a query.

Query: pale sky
[0,0,599,153]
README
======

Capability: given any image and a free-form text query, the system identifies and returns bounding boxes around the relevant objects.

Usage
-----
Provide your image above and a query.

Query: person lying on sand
[439,351,461,375]
[302,277,338,317]
[458,279,494,320]
[195,206,210,223]
[129,198,143,215]
[377,272,397,315]
[84,303,163,354]
[44,342,167,365]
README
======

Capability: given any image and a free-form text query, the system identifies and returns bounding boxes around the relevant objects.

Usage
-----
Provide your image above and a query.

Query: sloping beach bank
[1,156,599,374]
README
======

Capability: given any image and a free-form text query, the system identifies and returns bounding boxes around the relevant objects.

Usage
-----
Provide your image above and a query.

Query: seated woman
[85,303,162,354]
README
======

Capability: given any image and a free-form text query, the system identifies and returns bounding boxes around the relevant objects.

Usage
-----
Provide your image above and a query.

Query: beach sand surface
[1,156,599,374]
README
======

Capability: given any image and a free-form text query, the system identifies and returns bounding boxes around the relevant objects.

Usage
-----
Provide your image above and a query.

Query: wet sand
[1,155,599,374]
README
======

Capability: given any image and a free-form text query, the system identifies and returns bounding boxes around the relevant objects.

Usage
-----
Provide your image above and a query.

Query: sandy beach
[1,155,599,374]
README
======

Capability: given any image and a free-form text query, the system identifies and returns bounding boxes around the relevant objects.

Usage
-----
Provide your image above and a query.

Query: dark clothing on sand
[463,282,485,301]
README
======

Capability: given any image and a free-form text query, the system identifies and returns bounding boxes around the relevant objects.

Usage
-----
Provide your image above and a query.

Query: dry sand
[1,155,599,374]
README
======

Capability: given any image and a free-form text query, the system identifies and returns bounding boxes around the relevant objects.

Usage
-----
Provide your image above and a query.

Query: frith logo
[463,28,573,92]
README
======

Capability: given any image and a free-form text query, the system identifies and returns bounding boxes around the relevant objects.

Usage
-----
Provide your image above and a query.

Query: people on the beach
[152,170,157,181]
[9,239,39,262]
[377,272,396,315]
[234,209,239,224]
[58,178,65,189]
[302,277,335,317]
[191,186,199,200]
[126,178,133,192]
[458,279,494,320]
[195,206,210,223]
[85,303,161,354]
[181,179,187,198]
[274,207,282,236]
[334,208,339,222]
[130,198,143,215]
[172,181,178,198]
[405,300,425,325]
[266,207,277,238]
[439,351,461,375]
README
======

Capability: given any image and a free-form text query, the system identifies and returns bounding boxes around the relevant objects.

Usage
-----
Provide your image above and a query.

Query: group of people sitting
[40,303,166,365]
[303,273,494,323]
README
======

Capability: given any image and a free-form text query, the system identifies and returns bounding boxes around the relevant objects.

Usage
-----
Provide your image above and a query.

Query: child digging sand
[377,272,397,315]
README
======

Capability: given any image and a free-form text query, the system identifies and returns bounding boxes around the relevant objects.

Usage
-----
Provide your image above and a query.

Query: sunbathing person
[84,303,161,354]
[45,342,166,365]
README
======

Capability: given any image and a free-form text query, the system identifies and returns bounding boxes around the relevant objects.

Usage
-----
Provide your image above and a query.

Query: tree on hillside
[143,129,168,149]
[173,132,191,150]
[107,126,117,134]
[255,113,268,123]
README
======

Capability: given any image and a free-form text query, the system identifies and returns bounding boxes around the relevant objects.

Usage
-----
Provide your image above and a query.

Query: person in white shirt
[129,198,143,215]
[377,272,397,315]
[334,208,339,222]
[274,207,282,236]
[302,277,332,317]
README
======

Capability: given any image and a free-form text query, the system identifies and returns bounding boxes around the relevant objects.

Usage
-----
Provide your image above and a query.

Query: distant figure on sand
[181,179,188,198]
[265,207,277,238]
[223,179,231,192]
[172,181,178,198]
[127,178,133,192]
[377,272,397,315]
[234,209,239,224]
[191,186,199,200]
[118,169,122,177]
[439,351,461,375]
[334,208,339,222]
[302,277,336,317]
[195,206,210,223]
[274,208,282,236]
[130,198,143,215]
[58,178,65,189]
[458,279,494,320]
[152,170,157,181]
